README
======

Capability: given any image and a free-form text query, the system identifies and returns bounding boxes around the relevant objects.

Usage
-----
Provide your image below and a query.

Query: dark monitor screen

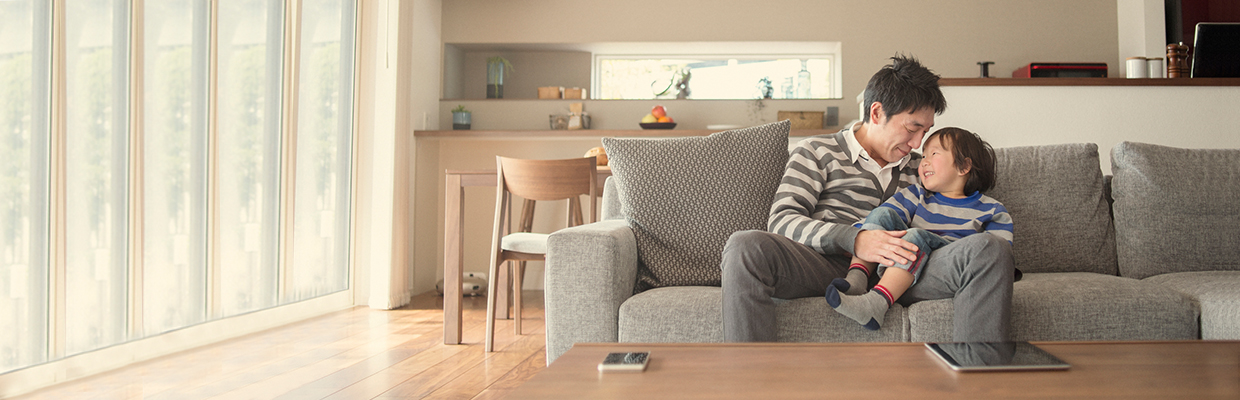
[1191,22,1240,78]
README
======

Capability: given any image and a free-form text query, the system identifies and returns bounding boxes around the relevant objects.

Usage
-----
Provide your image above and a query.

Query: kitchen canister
[1147,57,1165,78]
[1126,57,1148,78]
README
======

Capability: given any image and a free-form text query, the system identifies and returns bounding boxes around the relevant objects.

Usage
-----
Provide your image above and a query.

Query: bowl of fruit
[639,105,676,129]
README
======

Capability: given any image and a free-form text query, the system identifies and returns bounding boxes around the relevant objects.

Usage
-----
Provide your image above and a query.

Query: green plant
[486,56,515,75]
[452,105,468,113]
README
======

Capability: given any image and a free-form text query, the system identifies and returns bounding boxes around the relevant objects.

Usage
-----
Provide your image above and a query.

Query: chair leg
[485,258,500,352]
[512,260,523,335]
[494,262,511,319]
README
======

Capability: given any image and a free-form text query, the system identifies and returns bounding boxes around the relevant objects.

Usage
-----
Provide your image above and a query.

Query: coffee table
[507,341,1240,399]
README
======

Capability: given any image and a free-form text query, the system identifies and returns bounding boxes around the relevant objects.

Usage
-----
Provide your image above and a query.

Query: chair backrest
[497,156,598,223]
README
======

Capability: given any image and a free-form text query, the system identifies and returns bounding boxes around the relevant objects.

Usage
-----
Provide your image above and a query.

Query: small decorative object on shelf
[549,114,569,130]
[567,103,589,130]
[538,86,563,99]
[451,105,471,130]
[758,76,773,99]
[487,56,514,98]
[1167,43,1189,78]
[977,61,995,78]
[796,60,811,97]
[639,105,676,129]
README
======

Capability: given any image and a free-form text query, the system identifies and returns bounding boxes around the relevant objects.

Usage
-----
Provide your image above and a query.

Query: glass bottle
[796,60,812,98]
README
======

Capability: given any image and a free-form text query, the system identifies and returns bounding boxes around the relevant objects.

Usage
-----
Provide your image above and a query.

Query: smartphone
[926,342,1069,372]
[597,352,650,372]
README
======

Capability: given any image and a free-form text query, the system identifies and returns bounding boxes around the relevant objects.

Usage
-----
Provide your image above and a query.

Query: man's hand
[853,230,919,266]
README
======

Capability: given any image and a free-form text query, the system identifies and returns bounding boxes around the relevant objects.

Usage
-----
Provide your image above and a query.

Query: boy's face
[919,136,970,198]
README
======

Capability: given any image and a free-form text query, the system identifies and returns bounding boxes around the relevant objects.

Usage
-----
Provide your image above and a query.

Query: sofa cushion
[1143,271,1240,339]
[617,286,909,343]
[908,272,1198,342]
[1111,142,1240,279]
[775,297,909,342]
[987,144,1117,274]
[603,121,790,292]
[619,286,724,343]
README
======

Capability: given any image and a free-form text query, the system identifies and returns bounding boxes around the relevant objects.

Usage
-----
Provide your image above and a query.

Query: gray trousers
[721,230,1014,342]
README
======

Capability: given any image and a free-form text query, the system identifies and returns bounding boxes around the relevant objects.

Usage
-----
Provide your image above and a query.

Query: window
[593,42,842,100]
[0,0,356,374]
[215,0,284,317]
[597,57,835,100]
[0,0,52,373]
[141,0,209,336]
[288,0,355,301]
[63,0,130,356]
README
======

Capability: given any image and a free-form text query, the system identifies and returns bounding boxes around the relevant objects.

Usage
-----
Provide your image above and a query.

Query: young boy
[826,127,1013,330]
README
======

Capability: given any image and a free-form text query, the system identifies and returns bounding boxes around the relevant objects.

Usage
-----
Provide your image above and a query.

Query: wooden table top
[508,341,1240,399]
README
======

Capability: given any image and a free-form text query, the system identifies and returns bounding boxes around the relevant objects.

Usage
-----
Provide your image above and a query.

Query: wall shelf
[414,129,840,138]
[941,77,1240,86]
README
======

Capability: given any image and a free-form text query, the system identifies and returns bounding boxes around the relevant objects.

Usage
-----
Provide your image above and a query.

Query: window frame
[590,42,843,100]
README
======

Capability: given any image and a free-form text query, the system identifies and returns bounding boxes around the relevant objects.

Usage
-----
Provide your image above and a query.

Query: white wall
[440,0,1120,123]
[1116,0,1167,76]
[938,85,1240,173]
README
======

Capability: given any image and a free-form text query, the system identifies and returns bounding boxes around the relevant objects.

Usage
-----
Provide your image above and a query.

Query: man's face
[868,105,935,165]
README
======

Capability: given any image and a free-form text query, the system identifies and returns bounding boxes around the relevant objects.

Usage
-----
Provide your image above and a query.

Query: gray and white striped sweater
[768,130,921,255]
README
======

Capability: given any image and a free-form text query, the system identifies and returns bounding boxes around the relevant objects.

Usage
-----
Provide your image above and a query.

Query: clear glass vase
[486,60,504,99]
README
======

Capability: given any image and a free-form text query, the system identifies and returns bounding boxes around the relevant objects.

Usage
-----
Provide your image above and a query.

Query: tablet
[926,342,1069,372]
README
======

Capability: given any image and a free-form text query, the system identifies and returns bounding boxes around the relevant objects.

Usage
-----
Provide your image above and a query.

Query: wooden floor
[17,291,547,400]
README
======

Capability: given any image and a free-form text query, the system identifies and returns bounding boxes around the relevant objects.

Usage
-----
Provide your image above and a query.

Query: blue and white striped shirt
[855,183,1014,244]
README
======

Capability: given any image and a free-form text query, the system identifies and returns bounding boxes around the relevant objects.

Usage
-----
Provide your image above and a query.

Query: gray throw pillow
[1111,141,1240,279]
[603,120,790,293]
[988,143,1117,274]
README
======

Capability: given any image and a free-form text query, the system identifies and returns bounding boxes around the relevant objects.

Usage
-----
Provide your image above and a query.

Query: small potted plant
[452,105,471,130]
[486,56,514,99]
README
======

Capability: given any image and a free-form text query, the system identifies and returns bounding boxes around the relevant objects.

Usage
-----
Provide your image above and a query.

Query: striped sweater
[854,184,1014,244]
[769,131,920,255]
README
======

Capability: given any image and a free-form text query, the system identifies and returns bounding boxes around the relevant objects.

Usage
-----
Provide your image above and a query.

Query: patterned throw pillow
[602,120,790,293]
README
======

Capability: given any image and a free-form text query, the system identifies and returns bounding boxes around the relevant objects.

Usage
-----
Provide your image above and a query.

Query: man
[721,55,1014,342]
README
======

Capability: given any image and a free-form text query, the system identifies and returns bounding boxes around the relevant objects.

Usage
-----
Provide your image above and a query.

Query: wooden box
[563,87,587,99]
[777,111,824,129]
[538,86,563,99]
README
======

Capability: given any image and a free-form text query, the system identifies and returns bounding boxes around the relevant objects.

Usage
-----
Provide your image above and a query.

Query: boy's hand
[854,230,919,266]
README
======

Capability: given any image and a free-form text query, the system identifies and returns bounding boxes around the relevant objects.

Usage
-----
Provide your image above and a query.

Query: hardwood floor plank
[470,348,548,400]
[14,291,549,400]
[155,315,435,399]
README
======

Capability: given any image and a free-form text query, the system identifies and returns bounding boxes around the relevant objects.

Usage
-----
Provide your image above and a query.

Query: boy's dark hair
[926,127,996,194]
[862,55,947,123]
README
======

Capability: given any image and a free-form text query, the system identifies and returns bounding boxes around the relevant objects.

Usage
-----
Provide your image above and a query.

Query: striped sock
[825,284,894,331]
[841,263,870,295]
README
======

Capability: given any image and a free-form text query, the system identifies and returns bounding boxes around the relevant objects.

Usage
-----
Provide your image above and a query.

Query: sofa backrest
[984,143,1118,275]
[1111,141,1240,279]
[602,140,1122,277]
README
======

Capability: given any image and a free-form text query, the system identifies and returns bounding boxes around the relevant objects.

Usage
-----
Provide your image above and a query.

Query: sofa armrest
[544,219,638,364]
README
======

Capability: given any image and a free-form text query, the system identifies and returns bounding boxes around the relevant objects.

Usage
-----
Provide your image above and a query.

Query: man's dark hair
[862,55,947,123]
[926,127,996,194]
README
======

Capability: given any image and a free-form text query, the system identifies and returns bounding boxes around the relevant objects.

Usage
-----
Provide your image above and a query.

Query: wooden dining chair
[485,156,598,352]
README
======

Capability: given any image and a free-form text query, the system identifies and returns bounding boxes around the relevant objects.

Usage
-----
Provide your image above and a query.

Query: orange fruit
[657,116,673,123]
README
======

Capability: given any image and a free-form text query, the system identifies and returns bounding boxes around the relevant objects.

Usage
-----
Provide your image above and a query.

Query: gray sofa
[543,121,1240,364]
